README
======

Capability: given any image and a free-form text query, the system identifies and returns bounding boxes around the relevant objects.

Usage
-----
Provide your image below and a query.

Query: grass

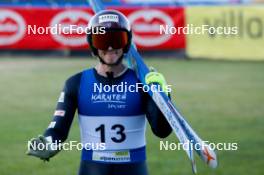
[0,57,263,175]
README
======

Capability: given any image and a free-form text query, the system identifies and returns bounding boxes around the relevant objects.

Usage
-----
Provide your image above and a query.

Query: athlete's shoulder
[125,68,135,76]
[126,68,140,81]
[66,68,95,83]
[64,70,89,96]
[65,71,82,86]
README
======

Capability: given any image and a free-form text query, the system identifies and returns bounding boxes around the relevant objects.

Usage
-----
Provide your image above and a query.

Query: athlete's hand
[145,67,169,96]
[26,135,60,161]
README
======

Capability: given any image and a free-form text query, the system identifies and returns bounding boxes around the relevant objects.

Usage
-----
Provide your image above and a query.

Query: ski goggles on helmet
[91,30,129,50]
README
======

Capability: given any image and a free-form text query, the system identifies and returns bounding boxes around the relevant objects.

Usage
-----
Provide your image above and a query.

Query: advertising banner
[0,7,185,50]
[186,6,264,60]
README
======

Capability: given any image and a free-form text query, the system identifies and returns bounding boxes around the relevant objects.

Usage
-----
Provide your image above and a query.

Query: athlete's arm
[144,93,172,138]
[27,73,82,160]
[44,72,81,142]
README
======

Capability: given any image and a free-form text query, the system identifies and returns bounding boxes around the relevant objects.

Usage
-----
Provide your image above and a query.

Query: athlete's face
[98,47,123,65]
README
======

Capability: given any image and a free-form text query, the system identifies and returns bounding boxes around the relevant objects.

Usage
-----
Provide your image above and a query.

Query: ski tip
[202,145,218,169]
[191,162,197,174]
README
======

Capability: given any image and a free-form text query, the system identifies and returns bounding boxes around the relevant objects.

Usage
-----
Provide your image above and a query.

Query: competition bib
[78,115,146,150]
